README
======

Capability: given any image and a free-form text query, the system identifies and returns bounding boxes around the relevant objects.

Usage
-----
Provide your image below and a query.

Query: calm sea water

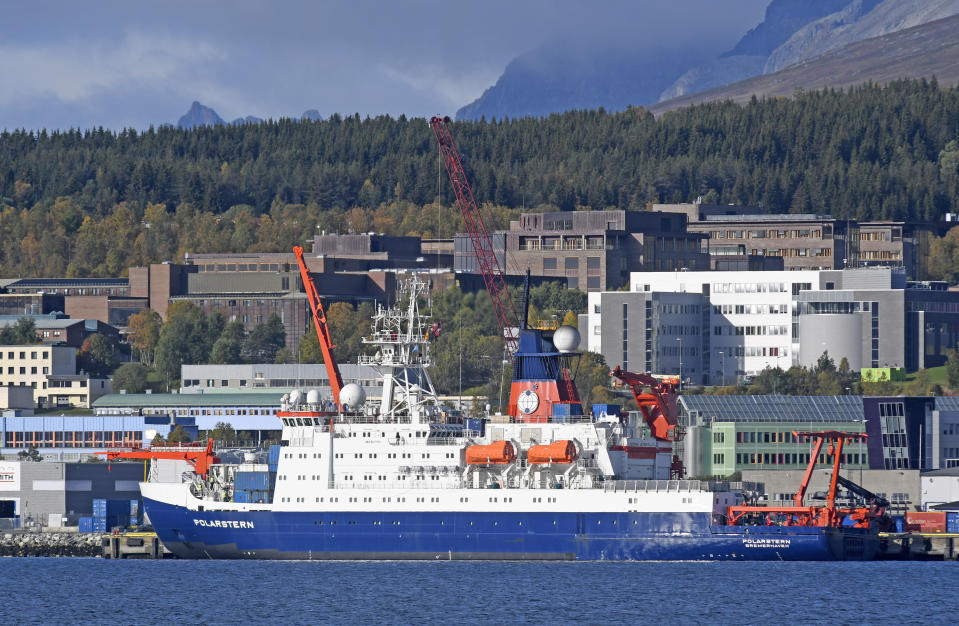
[1,559,957,624]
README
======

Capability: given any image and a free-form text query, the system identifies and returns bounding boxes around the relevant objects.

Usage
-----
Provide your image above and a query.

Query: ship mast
[359,276,440,424]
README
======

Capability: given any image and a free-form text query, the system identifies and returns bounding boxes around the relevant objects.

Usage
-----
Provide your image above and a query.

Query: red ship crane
[610,366,682,442]
[726,430,886,529]
[97,438,219,479]
[429,115,519,356]
[294,244,344,411]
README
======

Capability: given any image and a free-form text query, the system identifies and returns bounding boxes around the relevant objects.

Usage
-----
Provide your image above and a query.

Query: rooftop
[701,214,834,222]
[7,278,128,287]
[679,394,864,423]
[94,392,285,408]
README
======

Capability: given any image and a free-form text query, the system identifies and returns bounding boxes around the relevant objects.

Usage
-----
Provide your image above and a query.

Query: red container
[905,512,947,533]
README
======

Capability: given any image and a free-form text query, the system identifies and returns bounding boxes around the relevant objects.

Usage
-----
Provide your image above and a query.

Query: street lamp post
[676,337,683,392]
[718,350,725,387]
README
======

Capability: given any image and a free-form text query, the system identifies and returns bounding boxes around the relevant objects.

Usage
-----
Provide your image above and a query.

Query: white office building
[587,268,912,385]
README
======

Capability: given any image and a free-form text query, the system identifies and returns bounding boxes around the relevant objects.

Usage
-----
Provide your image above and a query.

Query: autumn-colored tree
[128,309,162,366]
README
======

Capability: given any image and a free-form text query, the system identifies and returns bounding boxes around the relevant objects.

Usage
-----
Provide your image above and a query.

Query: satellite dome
[553,325,581,353]
[339,383,366,409]
[289,389,303,406]
[306,389,320,405]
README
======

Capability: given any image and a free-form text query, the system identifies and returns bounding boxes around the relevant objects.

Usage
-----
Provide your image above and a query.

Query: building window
[543,257,557,270]
[564,257,579,270]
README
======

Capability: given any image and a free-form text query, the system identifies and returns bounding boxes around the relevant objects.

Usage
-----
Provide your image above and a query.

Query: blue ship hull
[144,497,878,561]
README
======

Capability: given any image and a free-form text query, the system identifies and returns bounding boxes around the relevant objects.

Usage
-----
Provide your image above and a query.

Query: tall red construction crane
[429,116,519,356]
[294,245,344,411]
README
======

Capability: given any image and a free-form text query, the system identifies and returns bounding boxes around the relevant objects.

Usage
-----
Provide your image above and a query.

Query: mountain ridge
[650,13,959,115]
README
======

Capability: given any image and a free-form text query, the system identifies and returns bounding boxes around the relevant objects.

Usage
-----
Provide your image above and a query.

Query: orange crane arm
[610,366,681,442]
[97,438,218,478]
[294,245,344,411]
[792,433,826,508]
[792,430,866,508]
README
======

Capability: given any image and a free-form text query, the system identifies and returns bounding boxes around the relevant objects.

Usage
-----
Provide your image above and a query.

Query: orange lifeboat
[527,440,578,464]
[465,441,516,465]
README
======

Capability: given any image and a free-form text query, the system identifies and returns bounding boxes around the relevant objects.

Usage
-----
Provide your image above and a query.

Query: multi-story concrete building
[0,345,111,409]
[589,268,959,384]
[589,269,829,384]
[655,202,949,279]
[796,278,959,371]
[654,203,858,271]
[455,209,709,291]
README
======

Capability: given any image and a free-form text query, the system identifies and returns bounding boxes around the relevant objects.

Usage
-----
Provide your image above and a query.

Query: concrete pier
[878,533,959,560]
[102,532,172,559]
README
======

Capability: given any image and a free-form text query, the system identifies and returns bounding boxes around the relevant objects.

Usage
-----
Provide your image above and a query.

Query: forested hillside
[2,79,959,277]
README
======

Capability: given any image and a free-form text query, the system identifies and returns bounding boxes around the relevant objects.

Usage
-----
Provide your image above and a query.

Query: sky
[0,0,769,130]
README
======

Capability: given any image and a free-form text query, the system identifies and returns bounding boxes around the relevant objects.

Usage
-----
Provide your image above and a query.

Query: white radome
[306,389,320,405]
[553,325,581,352]
[339,383,366,409]
[289,389,303,406]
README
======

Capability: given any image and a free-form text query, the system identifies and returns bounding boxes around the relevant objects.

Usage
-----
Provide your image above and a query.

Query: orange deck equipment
[527,440,578,464]
[465,441,516,465]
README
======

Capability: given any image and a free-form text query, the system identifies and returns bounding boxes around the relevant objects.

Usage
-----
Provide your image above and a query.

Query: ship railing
[602,479,707,493]
[333,480,466,490]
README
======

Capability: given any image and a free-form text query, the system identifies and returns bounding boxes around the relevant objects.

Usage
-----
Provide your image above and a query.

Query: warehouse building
[0,460,143,529]
[93,392,284,435]
[180,363,383,394]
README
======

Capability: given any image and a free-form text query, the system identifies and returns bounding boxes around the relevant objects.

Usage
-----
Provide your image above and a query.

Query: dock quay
[101,532,173,559]
[878,533,959,560]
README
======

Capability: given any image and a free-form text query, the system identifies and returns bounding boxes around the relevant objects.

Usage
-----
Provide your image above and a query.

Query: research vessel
[132,273,880,561]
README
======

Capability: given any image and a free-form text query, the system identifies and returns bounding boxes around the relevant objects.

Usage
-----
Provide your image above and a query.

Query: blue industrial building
[0,414,198,459]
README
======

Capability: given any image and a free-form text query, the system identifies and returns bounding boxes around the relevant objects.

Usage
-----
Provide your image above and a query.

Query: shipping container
[93,499,130,519]
[947,512,959,534]
[234,489,271,504]
[893,516,905,533]
[235,471,271,491]
[905,511,947,533]
[268,445,281,465]
[78,517,94,533]
[592,403,621,417]
[464,418,485,436]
